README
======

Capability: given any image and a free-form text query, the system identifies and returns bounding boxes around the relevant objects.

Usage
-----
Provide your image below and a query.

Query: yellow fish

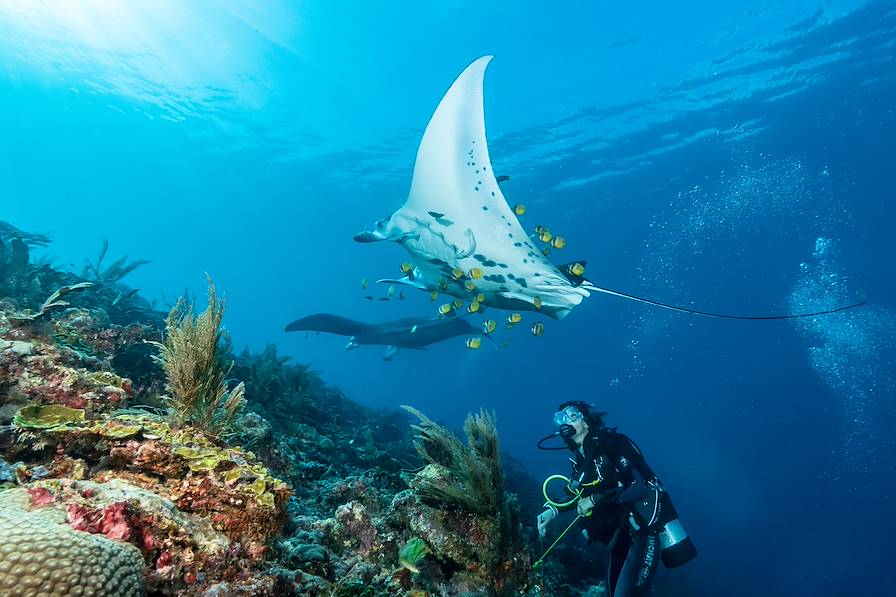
[438,303,454,315]
[513,204,526,216]
[551,236,566,249]
[534,225,548,235]
[466,337,482,350]
[452,299,464,310]
[438,278,449,291]
[400,262,414,273]
[538,230,553,243]
[387,285,396,297]
[483,320,497,334]
[467,301,481,313]
[542,247,551,256]
[531,322,545,336]
[467,267,483,279]
[567,262,586,277]
[507,313,522,324]
[476,293,486,304]
[464,280,477,293]
[451,268,465,280]
[361,277,368,290]
[533,297,542,310]
[430,290,439,301]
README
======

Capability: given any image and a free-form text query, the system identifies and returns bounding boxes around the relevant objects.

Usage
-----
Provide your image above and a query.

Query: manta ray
[355,56,864,323]
[354,55,592,320]
[285,313,480,360]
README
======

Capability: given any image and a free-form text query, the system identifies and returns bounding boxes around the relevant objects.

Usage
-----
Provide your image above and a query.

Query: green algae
[222,468,242,485]
[14,404,86,430]
[398,537,431,573]
[96,423,142,438]
[247,477,267,495]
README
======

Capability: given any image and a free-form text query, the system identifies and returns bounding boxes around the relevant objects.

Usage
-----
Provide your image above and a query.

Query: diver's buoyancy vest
[587,431,698,568]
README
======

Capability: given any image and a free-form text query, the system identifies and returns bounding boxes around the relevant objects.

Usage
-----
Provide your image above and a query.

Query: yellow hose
[542,474,580,509]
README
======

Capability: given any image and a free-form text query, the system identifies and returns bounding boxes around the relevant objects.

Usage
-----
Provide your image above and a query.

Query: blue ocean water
[1,1,894,595]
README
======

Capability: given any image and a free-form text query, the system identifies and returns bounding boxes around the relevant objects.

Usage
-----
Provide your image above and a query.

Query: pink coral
[27,486,55,507]
[100,501,132,540]
[66,501,133,541]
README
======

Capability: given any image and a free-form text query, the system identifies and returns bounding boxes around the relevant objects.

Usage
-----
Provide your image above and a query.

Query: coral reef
[0,219,606,596]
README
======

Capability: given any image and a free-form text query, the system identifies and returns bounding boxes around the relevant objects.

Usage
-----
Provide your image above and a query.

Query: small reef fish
[438,303,454,316]
[452,299,464,310]
[542,247,551,256]
[534,225,548,235]
[550,236,566,249]
[430,291,439,301]
[513,204,526,216]
[483,320,497,334]
[451,268,465,280]
[538,230,553,243]
[400,262,416,280]
[533,297,542,310]
[531,321,545,336]
[467,301,480,314]
[465,337,482,350]
[507,313,522,324]
[464,280,477,293]
[567,262,586,277]
[467,267,483,279]
[475,293,486,303]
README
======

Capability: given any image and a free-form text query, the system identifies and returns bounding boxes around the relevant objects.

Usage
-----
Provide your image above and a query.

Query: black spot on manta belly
[516,278,528,288]
[486,274,506,283]
[513,242,522,247]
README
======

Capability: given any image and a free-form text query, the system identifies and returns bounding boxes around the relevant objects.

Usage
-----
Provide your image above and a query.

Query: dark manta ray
[285,313,479,360]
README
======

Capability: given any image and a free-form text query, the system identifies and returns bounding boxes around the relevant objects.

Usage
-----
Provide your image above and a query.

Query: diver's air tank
[657,492,697,568]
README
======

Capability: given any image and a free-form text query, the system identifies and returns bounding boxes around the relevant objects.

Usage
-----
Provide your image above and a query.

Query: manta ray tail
[580,283,866,320]
[284,313,376,336]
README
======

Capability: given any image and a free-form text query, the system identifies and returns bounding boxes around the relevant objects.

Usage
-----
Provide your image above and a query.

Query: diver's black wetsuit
[563,429,662,597]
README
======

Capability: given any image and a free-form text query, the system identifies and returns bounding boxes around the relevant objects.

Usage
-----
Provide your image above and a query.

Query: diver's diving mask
[553,407,584,427]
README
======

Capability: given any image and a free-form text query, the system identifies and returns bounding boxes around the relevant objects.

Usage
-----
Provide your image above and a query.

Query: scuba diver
[536,401,697,596]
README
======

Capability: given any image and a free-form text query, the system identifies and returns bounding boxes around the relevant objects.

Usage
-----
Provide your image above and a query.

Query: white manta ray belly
[358,55,590,320]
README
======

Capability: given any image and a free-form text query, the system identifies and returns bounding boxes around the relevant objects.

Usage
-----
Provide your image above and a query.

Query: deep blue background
[2,2,894,595]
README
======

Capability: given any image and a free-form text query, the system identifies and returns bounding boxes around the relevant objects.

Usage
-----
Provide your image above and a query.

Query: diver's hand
[537,507,557,538]
[576,494,597,516]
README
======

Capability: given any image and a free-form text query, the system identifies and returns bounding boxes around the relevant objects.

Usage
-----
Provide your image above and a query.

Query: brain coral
[0,488,146,597]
